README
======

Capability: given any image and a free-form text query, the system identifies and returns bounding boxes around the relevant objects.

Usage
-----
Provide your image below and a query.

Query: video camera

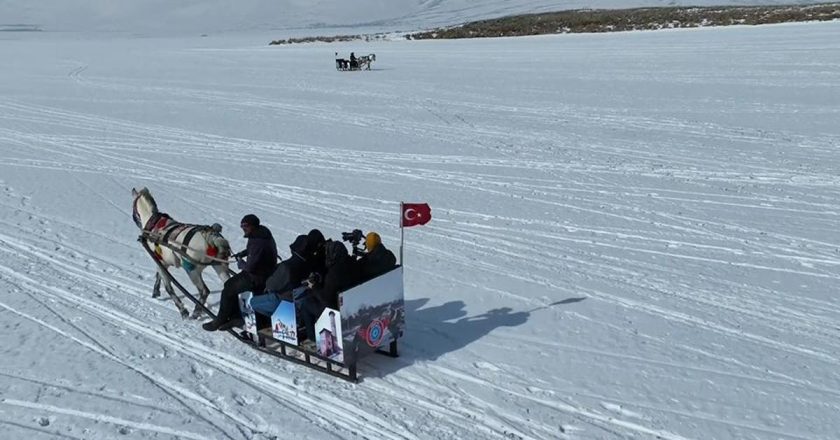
[341,229,366,258]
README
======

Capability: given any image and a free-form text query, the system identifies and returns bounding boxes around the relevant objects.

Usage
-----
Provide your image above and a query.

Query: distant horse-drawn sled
[132,187,410,382]
[335,52,376,71]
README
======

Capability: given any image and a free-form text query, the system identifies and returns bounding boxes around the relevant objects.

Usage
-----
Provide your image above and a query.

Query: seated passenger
[358,231,396,281]
[299,240,361,342]
[251,228,327,315]
[305,229,327,276]
[251,234,310,316]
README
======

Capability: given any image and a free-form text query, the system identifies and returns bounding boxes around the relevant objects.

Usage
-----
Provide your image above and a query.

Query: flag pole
[399,201,405,266]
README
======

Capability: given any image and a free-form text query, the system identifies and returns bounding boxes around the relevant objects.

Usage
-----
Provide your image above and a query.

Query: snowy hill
[0,0,829,33]
[1,19,840,439]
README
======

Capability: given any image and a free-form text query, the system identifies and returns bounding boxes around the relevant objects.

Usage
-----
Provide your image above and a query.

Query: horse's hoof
[180,309,190,319]
[152,292,161,298]
[190,310,204,320]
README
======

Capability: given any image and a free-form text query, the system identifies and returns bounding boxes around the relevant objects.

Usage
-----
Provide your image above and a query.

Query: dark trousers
[216,271,260,323]
[299,294,325,342]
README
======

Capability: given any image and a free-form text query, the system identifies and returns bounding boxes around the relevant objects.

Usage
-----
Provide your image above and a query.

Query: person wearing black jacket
[358,231,396,281]
[299,240,360,341]
[250,234,310,316]
[203,214,277,331]
[250,228,329,317]
[305,229,326,276]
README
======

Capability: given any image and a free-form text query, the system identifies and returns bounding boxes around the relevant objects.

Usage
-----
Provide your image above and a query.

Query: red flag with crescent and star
[402,203,431,227]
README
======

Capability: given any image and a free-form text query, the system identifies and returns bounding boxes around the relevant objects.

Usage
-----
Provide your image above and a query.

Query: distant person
[203,214,277,331]
[349,52,358,70]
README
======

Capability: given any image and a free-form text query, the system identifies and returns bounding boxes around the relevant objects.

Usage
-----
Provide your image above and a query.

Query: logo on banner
[365,319,385,347]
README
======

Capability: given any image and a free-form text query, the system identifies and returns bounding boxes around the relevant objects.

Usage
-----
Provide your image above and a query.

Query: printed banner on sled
[238,292,258,341]
[315,308,344,364]
[271,300,298,345]
[339,267,405,366]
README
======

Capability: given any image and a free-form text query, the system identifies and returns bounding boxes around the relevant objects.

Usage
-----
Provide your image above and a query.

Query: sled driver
[203,214,277,331]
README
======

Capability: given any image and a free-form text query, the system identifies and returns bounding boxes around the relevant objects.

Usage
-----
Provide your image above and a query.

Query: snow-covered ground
[2,21,840,440]
[0,0,829,34]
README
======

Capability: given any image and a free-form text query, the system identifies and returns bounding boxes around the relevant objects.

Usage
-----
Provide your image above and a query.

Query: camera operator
[341,229,365,258]
[357,231,397,281]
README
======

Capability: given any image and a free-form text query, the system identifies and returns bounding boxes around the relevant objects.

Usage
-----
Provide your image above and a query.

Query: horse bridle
[133,195,163,232]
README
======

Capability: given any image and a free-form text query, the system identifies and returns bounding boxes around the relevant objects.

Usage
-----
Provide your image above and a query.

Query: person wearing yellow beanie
[359,231,396,280]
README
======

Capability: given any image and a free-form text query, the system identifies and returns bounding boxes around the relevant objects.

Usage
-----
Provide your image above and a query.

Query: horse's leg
[188,267,211,319]
[160,266,189,319]
[196,263,232,319]
[153,272,161,298]
[212,262,232,284]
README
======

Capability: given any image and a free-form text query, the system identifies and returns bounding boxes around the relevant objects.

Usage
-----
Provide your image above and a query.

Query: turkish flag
[402,203,431,228]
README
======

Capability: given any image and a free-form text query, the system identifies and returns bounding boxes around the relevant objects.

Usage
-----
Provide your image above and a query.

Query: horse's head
[132,187,158,229]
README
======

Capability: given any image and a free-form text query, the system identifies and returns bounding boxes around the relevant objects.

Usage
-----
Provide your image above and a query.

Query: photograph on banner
[271,300,298,345]
[238,292,258,339]
[340,267,405,361]
[315,308,344,363]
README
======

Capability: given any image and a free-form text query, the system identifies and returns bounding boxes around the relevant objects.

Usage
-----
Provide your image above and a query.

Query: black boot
[218,317,245,331]
[202,319,223,331]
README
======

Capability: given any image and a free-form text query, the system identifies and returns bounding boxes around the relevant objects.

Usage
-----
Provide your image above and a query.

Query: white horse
[132,187,232,319]
[358,53,376,70]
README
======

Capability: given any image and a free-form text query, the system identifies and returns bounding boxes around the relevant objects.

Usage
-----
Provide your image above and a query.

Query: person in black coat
[248,234,310,317]
[203,214,277,331]
[264,234,309,294]
[299,240,361,341]
[358,232,396,281]
[305,229,326,276]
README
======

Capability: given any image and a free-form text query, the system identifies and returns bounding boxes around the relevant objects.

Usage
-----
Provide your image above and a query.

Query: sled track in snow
[3,30,840,438]
[0,226,575,439]
[0,184,741,439]
[0,236,419,439]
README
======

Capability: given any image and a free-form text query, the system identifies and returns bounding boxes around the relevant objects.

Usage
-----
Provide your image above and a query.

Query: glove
[303,272,321,289]
[236,257,246,271]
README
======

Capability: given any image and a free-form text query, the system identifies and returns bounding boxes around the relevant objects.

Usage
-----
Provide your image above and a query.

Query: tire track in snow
[0,238,427,440]
[0,203,575,440]
[0,298,246,440]
[0,371,181,415]
[0,399,207,440]
[429,365,694,440]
